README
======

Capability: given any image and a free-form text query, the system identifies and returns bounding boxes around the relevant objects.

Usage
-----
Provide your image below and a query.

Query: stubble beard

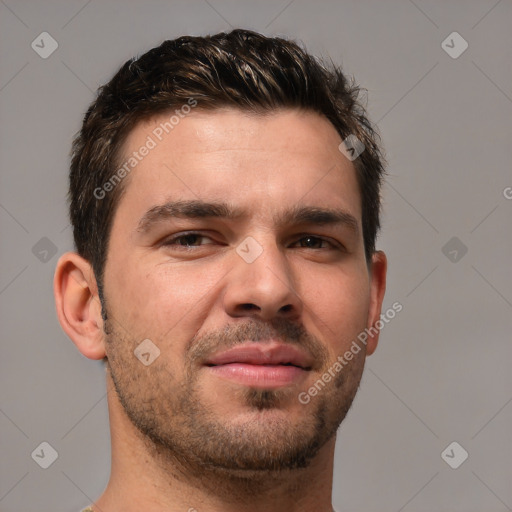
[103,314,365,488]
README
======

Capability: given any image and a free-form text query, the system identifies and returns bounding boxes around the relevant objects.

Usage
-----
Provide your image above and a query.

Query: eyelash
[161,232,341,250]
[162,232,215,250]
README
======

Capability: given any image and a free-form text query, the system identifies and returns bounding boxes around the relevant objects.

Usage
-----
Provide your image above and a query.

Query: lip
[205,342,314,369]
[204,342,313,389]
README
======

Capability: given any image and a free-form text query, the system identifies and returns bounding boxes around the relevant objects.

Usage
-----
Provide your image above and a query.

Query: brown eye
[162,232,214,248]
[294,236,332,249]
[175,234,203,246]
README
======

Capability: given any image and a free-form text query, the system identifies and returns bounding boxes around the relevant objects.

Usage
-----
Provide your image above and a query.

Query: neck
[94,371,336,512]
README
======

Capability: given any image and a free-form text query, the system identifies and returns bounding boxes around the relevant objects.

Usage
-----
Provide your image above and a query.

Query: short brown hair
[69,29,386,299]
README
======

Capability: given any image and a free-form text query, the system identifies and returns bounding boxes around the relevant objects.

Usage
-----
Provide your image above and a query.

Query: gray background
[1,1,511,511]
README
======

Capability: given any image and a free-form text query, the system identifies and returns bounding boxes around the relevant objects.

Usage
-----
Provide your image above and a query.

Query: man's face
[102,108,377,473]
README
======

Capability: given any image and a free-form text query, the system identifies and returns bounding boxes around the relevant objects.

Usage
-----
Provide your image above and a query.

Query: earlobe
[365,250,387,356]
[53,252,106,360]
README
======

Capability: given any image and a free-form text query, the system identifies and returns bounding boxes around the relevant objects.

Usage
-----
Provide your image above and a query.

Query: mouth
[203,342,313,389]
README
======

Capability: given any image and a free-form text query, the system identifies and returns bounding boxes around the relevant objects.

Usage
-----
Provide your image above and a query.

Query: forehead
[114,108,361,228]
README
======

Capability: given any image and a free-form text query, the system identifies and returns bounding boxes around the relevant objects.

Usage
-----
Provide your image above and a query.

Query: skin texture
[54,108,387,512]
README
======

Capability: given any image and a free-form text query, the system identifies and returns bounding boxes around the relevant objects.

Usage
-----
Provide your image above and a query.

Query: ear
[53,252,106,360]
[365,250,387,356]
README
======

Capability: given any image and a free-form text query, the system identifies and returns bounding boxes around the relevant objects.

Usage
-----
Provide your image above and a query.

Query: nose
[223,238,303,322]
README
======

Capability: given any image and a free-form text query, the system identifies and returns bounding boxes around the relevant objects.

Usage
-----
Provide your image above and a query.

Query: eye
[291,235,337,250]
[161,232,215,249]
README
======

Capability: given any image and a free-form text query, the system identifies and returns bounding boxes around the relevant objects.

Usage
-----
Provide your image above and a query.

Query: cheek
[301,264,370,354]
[107,261,226,343]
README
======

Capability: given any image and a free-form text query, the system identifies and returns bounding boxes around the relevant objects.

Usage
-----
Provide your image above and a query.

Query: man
[54,29,387,512]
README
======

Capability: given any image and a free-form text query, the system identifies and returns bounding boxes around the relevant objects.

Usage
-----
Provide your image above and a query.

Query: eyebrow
[136,199,359,235]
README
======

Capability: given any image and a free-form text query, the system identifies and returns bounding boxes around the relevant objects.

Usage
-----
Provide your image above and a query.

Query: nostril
[240,303,259,311]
